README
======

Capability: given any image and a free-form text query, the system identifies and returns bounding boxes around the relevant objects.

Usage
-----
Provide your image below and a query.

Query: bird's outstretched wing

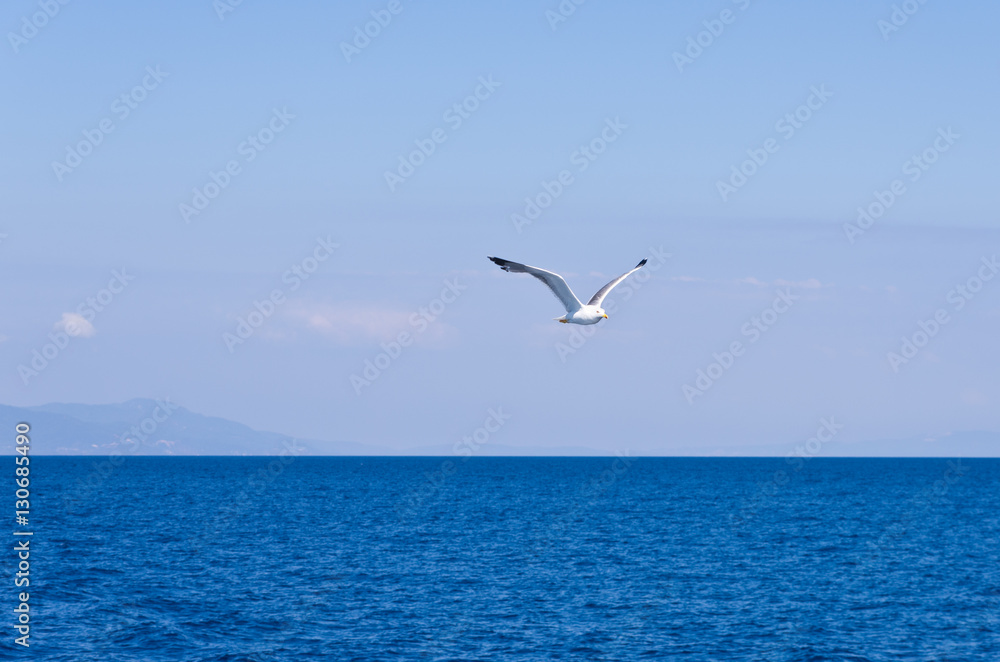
[587,258,647,307]
[488,256,583,313]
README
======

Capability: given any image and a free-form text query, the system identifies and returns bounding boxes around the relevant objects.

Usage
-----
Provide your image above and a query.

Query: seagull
[488,256,647,325]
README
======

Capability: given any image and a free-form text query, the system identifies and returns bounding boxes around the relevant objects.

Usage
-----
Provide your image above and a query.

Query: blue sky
[2,0,998,454]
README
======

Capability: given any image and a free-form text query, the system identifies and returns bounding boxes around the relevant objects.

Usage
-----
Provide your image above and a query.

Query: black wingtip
[636,258,648,268]
[488,256,510,271]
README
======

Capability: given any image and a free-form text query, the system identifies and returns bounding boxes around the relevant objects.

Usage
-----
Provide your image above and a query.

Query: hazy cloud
[55,312,96,338]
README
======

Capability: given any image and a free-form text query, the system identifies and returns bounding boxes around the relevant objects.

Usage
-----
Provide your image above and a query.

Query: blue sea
[19,457,1000,660]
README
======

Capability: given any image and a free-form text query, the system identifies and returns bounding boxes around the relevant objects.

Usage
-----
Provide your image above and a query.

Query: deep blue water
[14,456,1000,661]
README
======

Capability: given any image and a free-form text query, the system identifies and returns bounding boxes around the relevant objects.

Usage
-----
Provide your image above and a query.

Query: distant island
[1,399,997,457]
[0,399,362,456]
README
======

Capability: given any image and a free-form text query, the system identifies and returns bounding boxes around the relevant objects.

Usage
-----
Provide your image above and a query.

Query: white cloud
[54,312,95,337]
[774,278,823,289]
[679,275,826,288]
[286,302,455,346]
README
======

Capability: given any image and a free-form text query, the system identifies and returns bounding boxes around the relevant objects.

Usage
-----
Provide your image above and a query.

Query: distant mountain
[0,399,379,456]
[1,399,997,456]
[401,442,611,456]
[818,431,1000,458]
[647,431,1000,458]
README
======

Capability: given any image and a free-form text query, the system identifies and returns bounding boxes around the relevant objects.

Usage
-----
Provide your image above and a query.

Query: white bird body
[488,256,648,325]
[557,306,608,325]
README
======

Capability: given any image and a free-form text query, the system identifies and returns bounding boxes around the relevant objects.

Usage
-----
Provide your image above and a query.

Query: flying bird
[488,256,647,325]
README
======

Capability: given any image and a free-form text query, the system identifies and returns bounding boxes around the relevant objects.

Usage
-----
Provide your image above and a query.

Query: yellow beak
[602,313,609,319]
